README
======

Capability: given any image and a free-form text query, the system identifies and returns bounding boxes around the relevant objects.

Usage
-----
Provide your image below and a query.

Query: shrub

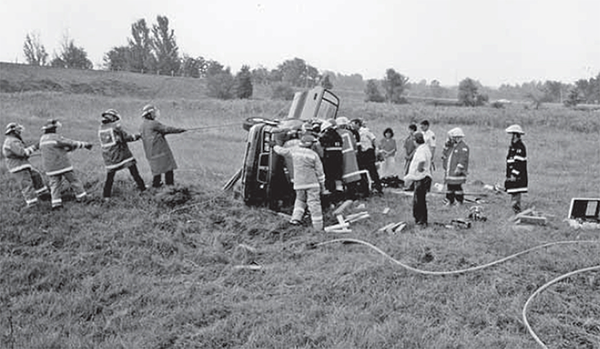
[271,83,295,100]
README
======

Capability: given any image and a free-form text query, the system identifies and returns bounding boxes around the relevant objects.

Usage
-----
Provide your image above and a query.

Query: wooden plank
[518,215,547,225]
[333,200,353,215]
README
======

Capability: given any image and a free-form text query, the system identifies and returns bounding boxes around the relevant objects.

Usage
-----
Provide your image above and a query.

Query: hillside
[0,62,208,99]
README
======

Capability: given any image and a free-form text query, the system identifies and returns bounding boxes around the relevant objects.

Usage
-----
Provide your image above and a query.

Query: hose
[317,238,599,347]
[316,238,599,276]
[522,265,600,349]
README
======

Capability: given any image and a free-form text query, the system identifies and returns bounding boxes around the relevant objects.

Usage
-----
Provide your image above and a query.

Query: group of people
[4,108,528,229]
[402,121,528,227]
[3,104,186,211]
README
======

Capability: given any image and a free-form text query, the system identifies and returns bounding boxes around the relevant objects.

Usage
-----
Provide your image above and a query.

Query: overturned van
[239,86,369,210]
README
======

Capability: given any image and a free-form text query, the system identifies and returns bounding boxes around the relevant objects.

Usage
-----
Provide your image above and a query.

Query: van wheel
[242,117,278,131]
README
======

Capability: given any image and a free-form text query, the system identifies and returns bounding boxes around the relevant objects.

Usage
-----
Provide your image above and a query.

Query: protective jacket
[140,119,185,175]
[273,145,325,190]
[318,128,343,182]
[2,135,38,173]
[39,133,87,176]
[99,121,138,171]
[336,127,361,184]
[443,139,469,185]
[505,139,528,193]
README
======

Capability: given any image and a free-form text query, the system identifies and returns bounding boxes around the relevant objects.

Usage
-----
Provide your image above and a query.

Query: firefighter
[272,134,325,230]
[504,124,528,213]
[441,127,469,206]
[3,122,49,208]
[139,104,187,188]
[98,109,146,200]
[318,119,344,194]
[39,119,93,210]
[335,117,364,197]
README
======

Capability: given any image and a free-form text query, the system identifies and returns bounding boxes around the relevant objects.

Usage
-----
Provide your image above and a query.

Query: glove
[84,142,93,150]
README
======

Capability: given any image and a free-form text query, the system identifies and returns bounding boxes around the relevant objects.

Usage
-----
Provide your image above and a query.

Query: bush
[271,83,295,100]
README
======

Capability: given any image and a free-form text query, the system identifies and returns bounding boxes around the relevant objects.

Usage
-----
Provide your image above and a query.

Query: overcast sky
[1,0,598,87]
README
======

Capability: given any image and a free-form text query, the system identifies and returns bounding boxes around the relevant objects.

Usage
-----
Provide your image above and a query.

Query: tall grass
[1,65,599,349]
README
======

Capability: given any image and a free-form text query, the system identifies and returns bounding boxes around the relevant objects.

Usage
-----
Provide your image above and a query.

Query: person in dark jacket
[39,119,93,210]
[504,124,528,213]
[98,109,146,200]
[441,127,469,206]
[3,122,49,208]
[317,119,343,193]
[139,104,186,188]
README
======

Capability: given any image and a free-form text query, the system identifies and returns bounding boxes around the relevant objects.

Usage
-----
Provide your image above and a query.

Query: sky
[1,0,599,87]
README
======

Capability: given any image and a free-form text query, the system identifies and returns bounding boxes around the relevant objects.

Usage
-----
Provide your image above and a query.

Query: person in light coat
[3,122,49,208]
[98,109,146,199]
[404,132,432,227]
[39,119,93,210]
[139,104,186,188]
[441,127,469,206]
[273,134,326,230]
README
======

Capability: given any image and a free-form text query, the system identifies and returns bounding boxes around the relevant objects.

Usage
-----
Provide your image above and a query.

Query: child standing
[272,134,326,230]
[378,127,397,181]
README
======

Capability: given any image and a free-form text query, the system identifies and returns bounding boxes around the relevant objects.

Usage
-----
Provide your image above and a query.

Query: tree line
[21,15,600,106]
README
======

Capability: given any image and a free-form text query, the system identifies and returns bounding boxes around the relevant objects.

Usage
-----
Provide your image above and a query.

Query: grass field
[1,64,599,349]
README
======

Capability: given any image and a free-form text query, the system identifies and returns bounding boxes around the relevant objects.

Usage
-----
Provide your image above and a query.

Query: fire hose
[317,238,600,347]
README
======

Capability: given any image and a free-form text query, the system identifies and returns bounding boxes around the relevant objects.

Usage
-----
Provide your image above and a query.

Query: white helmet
[505,124,525,135]
[336,116,349,126]
[448,127,465,138]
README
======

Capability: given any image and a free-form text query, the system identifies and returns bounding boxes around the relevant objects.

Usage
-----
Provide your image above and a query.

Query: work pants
[445,183,464,204]
[152,170,174,188]
[358,148,382,193]
[103,164,146,198]
[511,193,522,214]
[291,187,323,230]
[48,170,86,208]
[13,168,48,206]
[413,176,432,226]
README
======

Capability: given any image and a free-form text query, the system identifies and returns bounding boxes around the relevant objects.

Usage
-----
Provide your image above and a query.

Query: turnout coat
[2,135,38,173]
[99,121,138,171]
[505,139,528,194]
[140,119,185,175]
[443,139,469,185]
[318,128,343,183]
[39,133,87,176]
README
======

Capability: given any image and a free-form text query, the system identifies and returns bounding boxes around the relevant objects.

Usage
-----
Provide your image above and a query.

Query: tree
[382,69,409,104]
[251,66,270,85]
[50,35,93,69]
[104,46,130,71]
[180,55,206,78]
[320,74,333,89]
[23,32,48,66]
[276,58,319,87]
[151,15,180,75]
[128,19,154,73]
[458,77,488,106]
[206,63,235,99]
[234,65,253,99]
[364,79,385,103]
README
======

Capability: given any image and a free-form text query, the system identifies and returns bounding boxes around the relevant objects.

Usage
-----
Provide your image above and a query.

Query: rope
[185,122,242,131]
[522,265,600,349]
[316,238,599,276]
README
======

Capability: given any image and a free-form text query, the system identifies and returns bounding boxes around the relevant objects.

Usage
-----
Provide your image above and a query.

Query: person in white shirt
[420,120,436,171]
[404,132,432,226]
